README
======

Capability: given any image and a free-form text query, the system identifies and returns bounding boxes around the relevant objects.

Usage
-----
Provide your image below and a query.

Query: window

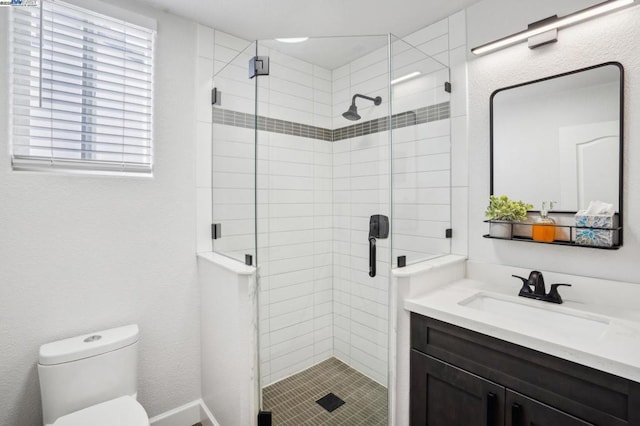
[9,0,155,174]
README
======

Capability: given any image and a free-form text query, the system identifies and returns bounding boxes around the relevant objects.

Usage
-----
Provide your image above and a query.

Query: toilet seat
[53,396,149,426]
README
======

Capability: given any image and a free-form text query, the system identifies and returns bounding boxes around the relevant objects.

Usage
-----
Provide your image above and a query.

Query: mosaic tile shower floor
[262,357,388,425]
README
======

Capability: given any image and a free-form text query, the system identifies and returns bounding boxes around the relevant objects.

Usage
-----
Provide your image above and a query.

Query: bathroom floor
[263,357,387,425]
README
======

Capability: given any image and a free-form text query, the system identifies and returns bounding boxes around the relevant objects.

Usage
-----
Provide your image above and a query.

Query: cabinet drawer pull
[487,392,497,425]
[512,402,523,426]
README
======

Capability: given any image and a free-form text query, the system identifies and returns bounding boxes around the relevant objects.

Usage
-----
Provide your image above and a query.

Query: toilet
[37,324,149,426]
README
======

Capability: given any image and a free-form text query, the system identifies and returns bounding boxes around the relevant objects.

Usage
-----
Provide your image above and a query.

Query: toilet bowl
[38,324,149,426]
[52,396,148,426]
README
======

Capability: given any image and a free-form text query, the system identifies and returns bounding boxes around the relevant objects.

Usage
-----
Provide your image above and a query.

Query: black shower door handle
[369,237,377,277]
[368,214,388,279]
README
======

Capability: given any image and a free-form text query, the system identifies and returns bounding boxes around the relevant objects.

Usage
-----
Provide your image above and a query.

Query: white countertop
[405,278,640,383]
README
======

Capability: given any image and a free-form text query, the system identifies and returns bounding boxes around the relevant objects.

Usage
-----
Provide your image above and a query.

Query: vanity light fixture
[275,37,309,43]
[471,0,635,55]
[390,71,421,85]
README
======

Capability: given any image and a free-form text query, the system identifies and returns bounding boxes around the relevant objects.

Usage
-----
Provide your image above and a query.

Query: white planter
[489,221,513,239]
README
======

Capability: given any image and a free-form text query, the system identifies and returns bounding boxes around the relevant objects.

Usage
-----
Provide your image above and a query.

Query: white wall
[0,3,201,425]
[467,1,640,283]
[466,0,602,51]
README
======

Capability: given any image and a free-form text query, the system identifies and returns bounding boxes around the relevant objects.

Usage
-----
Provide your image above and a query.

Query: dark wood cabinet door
[410,350,505,426]
[506,390,595,426]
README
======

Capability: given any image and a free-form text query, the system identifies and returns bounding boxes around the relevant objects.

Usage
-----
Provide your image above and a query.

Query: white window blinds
[9,0,155,174]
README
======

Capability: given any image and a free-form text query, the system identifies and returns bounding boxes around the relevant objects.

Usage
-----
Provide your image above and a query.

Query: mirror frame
[489,62,624,237]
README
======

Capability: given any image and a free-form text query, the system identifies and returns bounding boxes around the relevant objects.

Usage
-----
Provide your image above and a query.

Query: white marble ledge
[392,254,467,278]
[405,278,640,383]
[197,252,256,276]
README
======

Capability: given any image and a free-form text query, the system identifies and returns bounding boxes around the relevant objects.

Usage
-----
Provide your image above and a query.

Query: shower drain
[316,392,345,413]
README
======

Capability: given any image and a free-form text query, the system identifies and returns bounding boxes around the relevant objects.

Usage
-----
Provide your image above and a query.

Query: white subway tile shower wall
[332,130,391,386]
[198,13,466,389]
[204,33,336,384]
[258,133,336,385]
[256,47,335,386]
[392,119,452,262]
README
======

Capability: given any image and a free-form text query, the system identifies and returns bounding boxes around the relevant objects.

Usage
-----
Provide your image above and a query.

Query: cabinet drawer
[506,389,595,426]
[411,350,505,426]
[411,313,640,426]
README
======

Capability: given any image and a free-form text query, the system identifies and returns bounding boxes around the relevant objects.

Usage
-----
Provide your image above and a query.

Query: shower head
[342,103,360,121]
[342,93,382,121]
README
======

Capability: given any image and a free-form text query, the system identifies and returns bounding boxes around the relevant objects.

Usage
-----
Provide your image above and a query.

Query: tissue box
[574,214,617,247]
[575,214,614,229]
[575,228,615,247]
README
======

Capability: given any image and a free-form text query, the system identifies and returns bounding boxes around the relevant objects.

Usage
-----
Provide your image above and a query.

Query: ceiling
[259,36,389,70]
[131,0,483,69]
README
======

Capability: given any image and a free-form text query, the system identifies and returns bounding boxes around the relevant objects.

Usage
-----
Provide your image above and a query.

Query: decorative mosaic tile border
[333,102,450,141]
[212,101,450,142]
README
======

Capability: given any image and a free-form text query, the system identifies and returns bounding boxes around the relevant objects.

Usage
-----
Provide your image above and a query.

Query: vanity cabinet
[410,313,640,426]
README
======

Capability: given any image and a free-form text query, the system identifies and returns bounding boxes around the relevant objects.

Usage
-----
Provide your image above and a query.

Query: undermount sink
[459,293,610,341]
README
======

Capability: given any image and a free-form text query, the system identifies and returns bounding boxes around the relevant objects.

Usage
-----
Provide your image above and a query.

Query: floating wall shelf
[483,220,622,250]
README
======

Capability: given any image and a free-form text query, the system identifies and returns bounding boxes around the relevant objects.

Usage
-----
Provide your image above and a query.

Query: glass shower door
[254,35,392,425]
[211,42,257,264]
[390,36,452,266]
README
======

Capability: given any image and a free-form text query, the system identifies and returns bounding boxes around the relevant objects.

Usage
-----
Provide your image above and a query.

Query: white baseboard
[149,399,219,426]
[199,401,219,426]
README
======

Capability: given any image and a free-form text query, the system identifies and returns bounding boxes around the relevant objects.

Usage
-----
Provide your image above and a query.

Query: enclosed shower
[209,34,452,425]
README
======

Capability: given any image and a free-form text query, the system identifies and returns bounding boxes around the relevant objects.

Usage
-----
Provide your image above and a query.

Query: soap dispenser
[532,201,557,243]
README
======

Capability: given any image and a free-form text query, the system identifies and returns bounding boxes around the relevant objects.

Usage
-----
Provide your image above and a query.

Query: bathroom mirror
[490,62,623,214]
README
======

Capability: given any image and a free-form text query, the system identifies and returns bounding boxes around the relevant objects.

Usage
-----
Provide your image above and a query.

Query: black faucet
[512,271,571,304]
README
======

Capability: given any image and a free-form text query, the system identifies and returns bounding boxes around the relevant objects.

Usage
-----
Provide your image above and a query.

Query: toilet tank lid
[39,324,139,366]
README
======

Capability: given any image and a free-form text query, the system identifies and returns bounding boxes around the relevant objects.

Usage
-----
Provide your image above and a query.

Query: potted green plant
[485,195,533,239]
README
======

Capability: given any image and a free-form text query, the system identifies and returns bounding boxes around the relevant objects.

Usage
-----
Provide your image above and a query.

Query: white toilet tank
[38,324,140,426]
